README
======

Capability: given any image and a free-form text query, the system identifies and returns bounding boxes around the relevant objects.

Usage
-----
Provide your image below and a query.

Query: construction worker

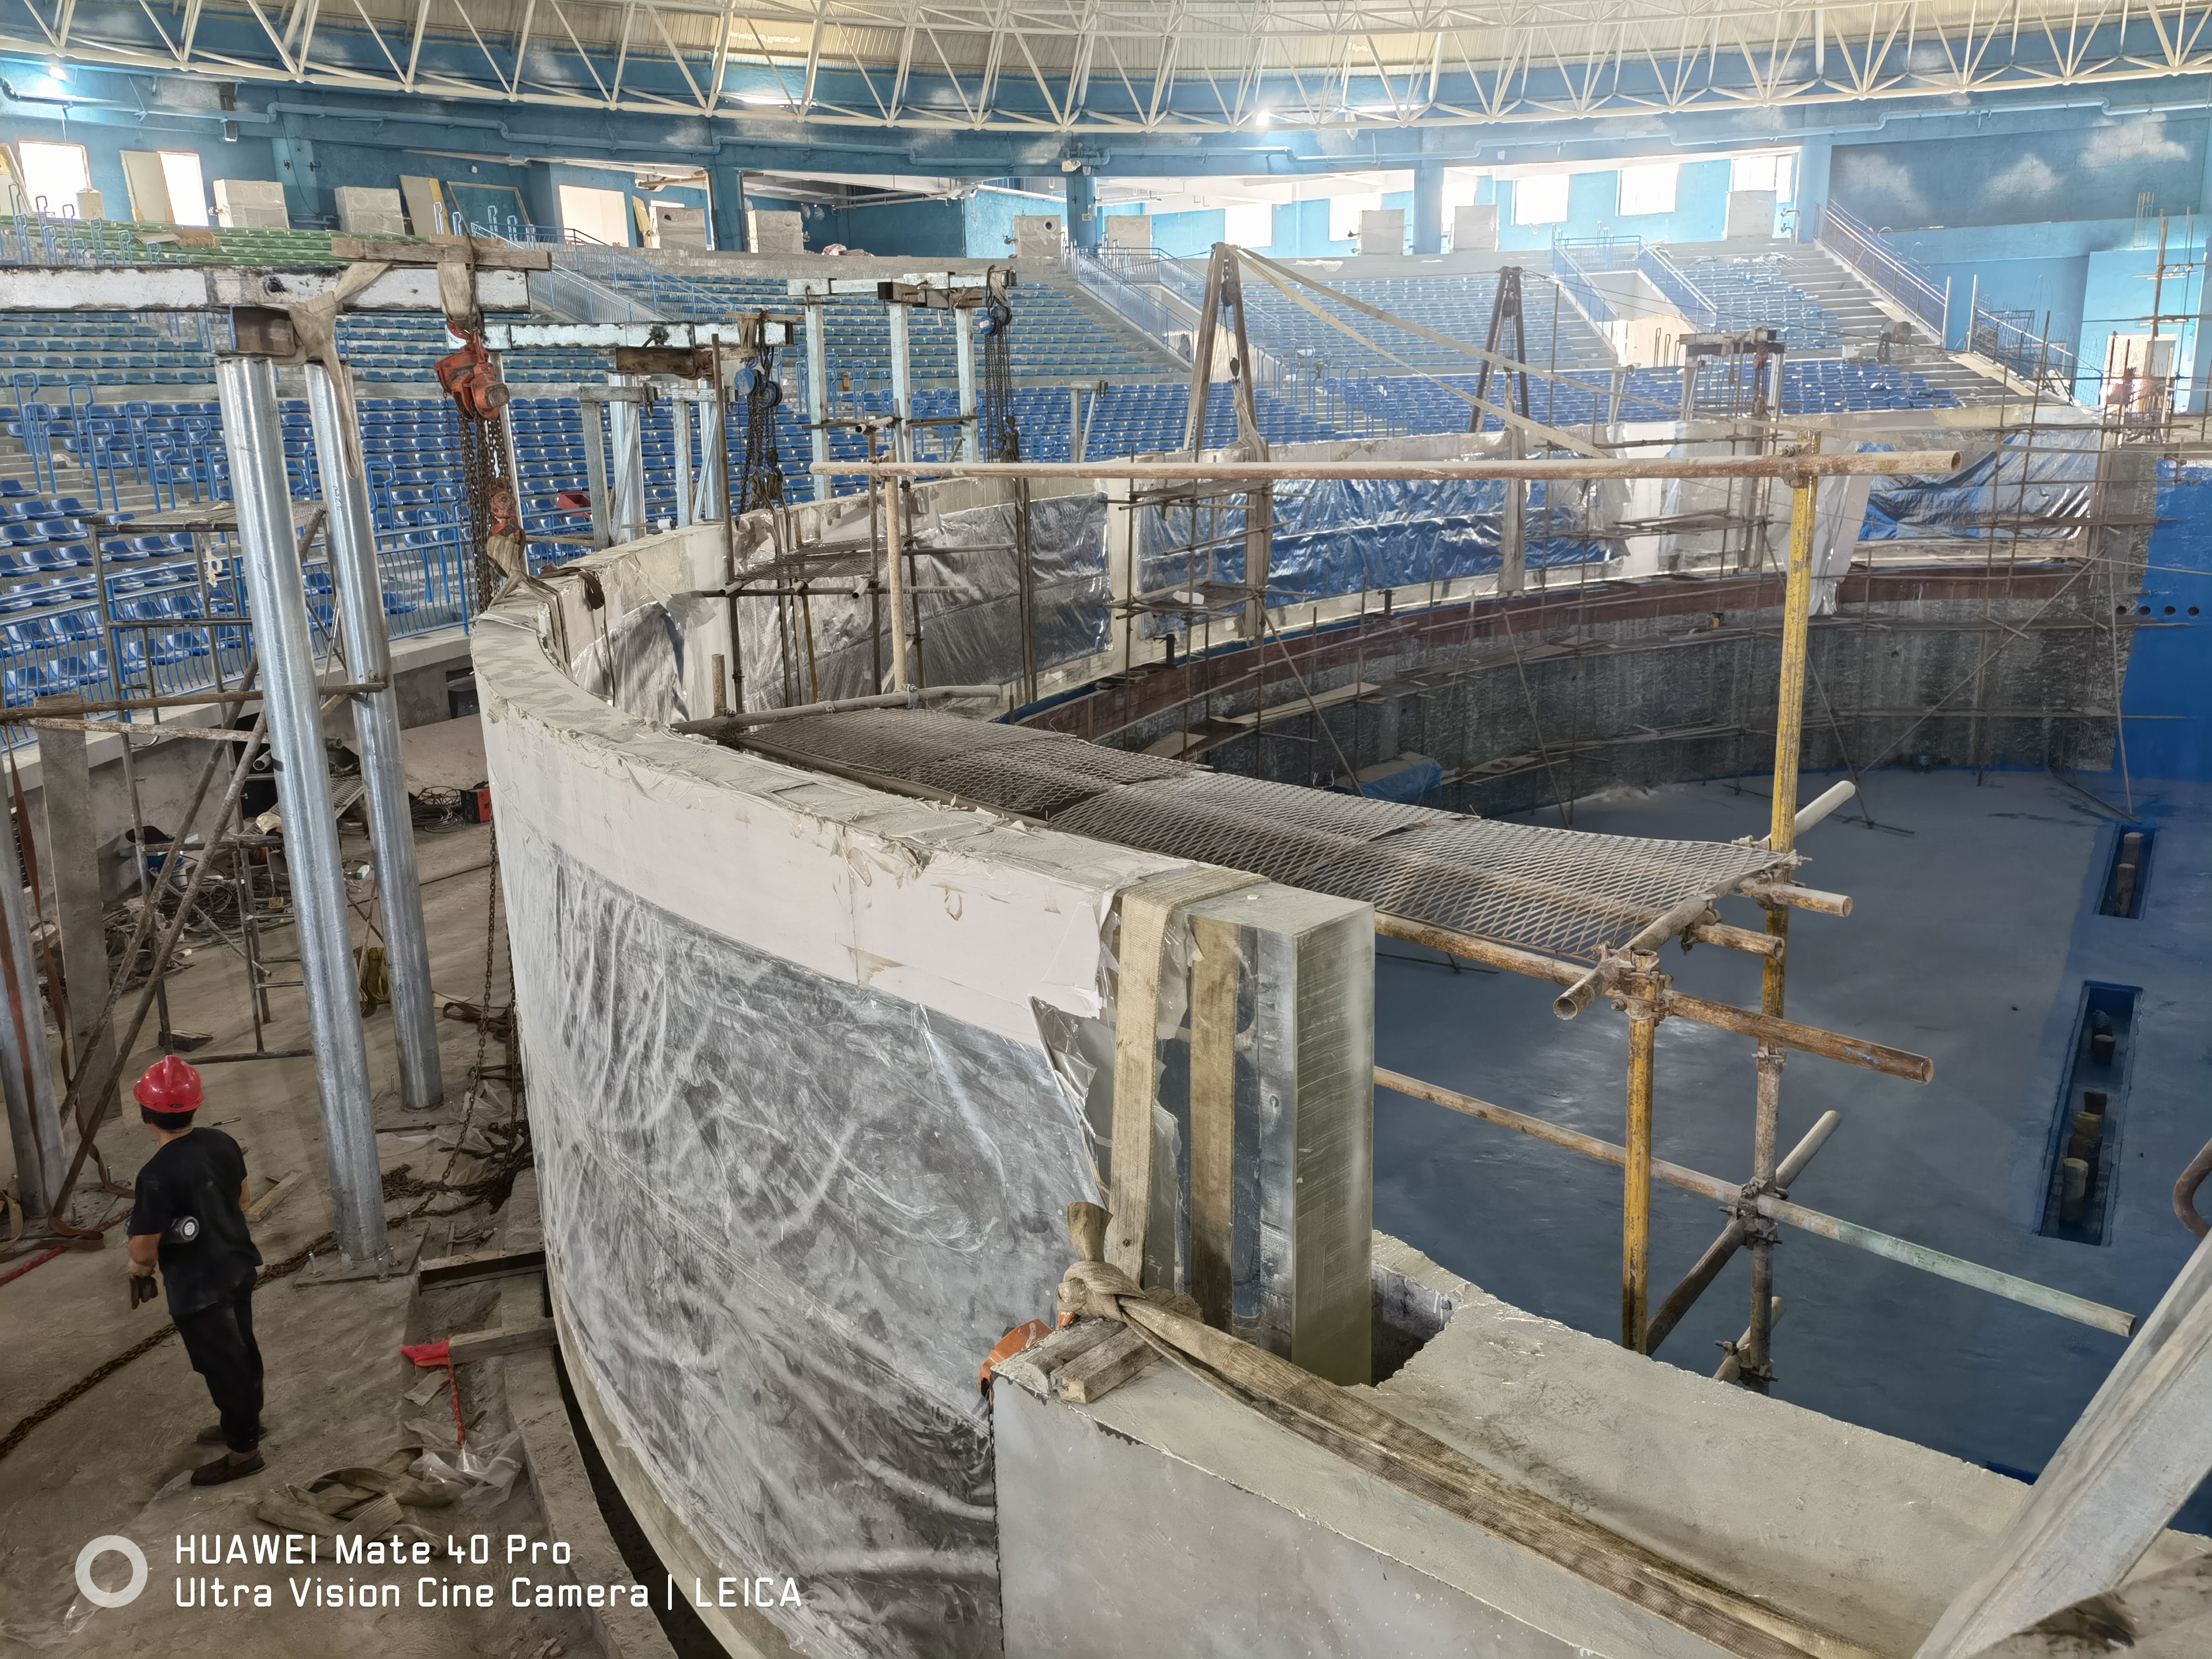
[126,1057,267,1485]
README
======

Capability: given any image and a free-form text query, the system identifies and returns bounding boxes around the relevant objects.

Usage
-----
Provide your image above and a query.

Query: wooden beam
[1055,1325,1161,1403]
[246,1170,305,1223]
[1189,913,1239,1330]
[417,1245,546,1288]
[446,1319,556,1363]
[1912,1230,2212,1657]
[329,236,551,270]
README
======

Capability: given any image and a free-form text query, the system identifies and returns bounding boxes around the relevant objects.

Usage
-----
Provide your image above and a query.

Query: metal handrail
[1818,202,1948,334]
[1068,248,1197,367]
[549,240,733,321]
[1549,242,1620,330]
[1638,245,1719,331]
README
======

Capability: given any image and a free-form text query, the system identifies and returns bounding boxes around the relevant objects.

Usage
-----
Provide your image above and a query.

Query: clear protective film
[731,492,1110,703]
[501,812,1101,1656]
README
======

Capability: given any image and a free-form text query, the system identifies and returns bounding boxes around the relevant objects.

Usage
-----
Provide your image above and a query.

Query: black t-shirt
[131,1128,262,1318]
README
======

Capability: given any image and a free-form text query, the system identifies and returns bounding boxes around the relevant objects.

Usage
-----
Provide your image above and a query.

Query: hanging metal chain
[738,338,785,514]
[458,412,517,616]
[980,295,1020,462]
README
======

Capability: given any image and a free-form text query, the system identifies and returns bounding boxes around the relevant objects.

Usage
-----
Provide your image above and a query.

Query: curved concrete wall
[474,523,1185,1656]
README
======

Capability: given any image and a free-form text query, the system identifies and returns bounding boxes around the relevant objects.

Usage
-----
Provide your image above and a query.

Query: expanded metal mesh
[746,709,1791,962]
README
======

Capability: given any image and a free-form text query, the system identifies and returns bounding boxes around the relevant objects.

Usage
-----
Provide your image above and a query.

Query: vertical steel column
[581,399,611,550]
[805,300,830,502]
[672,396,694,528]
[606,379,645,544]
[884,464,910,692]
[955,306,979,461]
[887,304,914,463]
[306,362,442,1115]
[217,355,387,1264]
[1741,473,1821,1390]
[1499,426,1528,595]
[0,813,61,1219]
[698,393,727,521]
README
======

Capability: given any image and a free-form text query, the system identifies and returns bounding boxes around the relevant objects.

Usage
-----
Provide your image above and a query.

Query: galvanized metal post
[884,468,910,692]
[887,302,914,464]
[698,392,726,521]
[581,398,611,550]
[804,300,830,502]
[1742,471,1821,1388]
[306,361,443,1115]
[216,354,387,1264]
[672,395,694,529]
[954,305,979,462]
[606,379,645,544]
[1499,425,1528,595]
[0,812,61,1219]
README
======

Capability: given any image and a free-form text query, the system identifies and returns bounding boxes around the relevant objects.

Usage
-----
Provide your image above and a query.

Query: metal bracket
[1735,1178,1783,1245]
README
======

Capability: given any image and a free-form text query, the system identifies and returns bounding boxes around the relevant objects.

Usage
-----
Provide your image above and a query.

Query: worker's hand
[129,1267,159,1309]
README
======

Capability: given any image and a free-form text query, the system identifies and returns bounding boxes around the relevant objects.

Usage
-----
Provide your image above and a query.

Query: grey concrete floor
[1374,766,2212,1532]
[0,720,602,1656]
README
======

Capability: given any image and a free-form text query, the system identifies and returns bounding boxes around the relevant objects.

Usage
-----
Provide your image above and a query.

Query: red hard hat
[134,1056,204,1112]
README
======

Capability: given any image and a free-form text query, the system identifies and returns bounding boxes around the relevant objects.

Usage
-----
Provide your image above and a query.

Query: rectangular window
[557,184,630,247]
[1618,162,1680,218]
[1512,173,1569,226]
[1327,192,1380,242]
[1223,201,1272,248]
[1731,152,1797,201]
[18,140,89,215]
[159,152,208,227]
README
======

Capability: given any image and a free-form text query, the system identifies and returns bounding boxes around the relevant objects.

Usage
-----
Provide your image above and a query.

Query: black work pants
[174,1280,264,1453]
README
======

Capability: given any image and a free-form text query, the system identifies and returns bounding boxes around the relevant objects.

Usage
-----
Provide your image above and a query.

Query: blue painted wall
[2120,464,2212,781]
[1833,118,2209,230]
[2080,245,2205,402]
[1493,161,1734,251]
[963,187,1050,259]
[5,108,276,224]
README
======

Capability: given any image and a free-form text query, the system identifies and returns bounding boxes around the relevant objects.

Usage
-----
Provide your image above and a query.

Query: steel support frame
[305,360,443,1115]
[804,300,831,503]
[217,354,387,1264]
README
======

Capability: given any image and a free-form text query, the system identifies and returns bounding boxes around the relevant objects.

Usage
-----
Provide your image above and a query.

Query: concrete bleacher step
[1030,271,1185,378]
[1772,244,2018,406]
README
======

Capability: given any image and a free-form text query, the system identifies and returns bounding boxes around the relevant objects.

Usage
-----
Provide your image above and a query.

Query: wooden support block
[1055,1325,1161,1404]
[246,1171,305,1223]
[446,1319,555,1363]
[1189,913,1240,1329]
[1107,867,1265,1285]
[417,1245,546,1288]
[994,1319,1122,1395]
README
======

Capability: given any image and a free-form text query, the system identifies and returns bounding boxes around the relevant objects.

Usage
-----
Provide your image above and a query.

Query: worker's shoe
[190,1451,265,1487]
[197,1419,265,1446]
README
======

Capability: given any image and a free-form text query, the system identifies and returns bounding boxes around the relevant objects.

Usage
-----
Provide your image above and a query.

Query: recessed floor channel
[1370,770,2212,1529]
[2037,984,2137,1246]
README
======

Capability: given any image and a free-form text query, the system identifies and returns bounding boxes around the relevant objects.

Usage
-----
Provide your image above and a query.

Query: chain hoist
[435,326,523,610]
[976,292,1020,462]
[735,338,785,513]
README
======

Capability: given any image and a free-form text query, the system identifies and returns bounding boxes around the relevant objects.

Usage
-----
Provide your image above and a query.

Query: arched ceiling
[9,0,2212,135]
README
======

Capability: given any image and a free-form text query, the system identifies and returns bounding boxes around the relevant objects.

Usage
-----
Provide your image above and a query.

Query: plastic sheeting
[1863,426,2099,541]
[1135,475,1605,631]
[572,601,691,724]
[734,493,1110,704]
[502,811,1101,1657]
